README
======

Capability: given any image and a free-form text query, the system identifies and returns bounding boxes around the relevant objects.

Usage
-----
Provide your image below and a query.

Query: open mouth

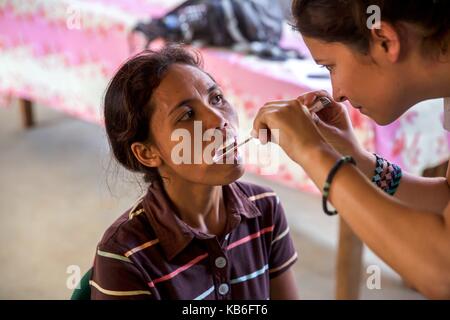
[213,137,237,163]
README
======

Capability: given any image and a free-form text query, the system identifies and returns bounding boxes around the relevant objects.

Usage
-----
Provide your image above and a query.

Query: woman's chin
[209,164,245,186]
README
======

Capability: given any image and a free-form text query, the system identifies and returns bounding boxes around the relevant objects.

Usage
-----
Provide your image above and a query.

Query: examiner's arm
[298,145,450,299]
[252,98,450,299]
[354,150,450,214]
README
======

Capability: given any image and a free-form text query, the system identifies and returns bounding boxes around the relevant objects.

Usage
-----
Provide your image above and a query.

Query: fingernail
[260,135,268,145]
[312,112,320,123]
[250,129,258,138]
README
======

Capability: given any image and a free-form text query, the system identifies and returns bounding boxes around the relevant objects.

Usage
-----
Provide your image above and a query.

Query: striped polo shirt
[90,179,298,300]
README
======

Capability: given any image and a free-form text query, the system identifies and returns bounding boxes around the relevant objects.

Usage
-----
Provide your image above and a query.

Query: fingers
[252,100,307,145]
[297,90,330,107]
[252,106,279,144]
[297,90,341,116]
[252,100,294,144]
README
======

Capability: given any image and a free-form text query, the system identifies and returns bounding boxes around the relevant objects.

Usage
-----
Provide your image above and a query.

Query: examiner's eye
[179,109,194,122]
[321,65,333,72]
[211,94,224,106]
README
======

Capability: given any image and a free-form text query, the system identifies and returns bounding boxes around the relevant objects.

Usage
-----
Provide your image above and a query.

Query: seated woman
[90,45,299,300]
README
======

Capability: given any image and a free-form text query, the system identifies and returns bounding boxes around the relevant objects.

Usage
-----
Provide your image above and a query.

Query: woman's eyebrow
[168,98,194,116]
[207,84,219,94]
[168,84,220,116]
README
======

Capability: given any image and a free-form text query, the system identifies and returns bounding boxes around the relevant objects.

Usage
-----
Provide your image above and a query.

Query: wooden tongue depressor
[213,96,332,162]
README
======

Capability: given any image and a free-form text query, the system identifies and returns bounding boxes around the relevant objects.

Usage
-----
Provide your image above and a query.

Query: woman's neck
[162,177,226,235]
[415,55,450,99]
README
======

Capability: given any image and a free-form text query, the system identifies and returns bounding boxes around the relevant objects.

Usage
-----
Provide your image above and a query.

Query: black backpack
[133,0,303,60]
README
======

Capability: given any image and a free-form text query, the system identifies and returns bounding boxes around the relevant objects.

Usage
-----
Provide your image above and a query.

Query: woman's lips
[218,137,236,152]
[214,138,236,160]
[213,136,241,163]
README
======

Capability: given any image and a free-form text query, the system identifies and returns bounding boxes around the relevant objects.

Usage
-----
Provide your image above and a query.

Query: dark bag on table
[133,0,303,61]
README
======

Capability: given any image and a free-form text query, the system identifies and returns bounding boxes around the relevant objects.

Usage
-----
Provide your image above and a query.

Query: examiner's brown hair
[291,0,450,56]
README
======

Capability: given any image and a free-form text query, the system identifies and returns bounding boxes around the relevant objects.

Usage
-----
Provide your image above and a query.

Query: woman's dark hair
[104,45,202,183]
[291,0,450,55]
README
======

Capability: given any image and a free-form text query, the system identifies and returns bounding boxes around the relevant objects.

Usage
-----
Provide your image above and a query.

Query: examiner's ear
[131,142,162,168]
[370,21,401,63]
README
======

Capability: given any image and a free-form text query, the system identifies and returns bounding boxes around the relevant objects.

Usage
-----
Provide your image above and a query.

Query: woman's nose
[203,106,228,130]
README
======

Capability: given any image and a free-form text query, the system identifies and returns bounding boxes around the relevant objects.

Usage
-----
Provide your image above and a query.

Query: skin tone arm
[356,151,449,214]
[298,91,450,215]
[304,145,450,299]
[252,100,450,299]
[270,268,300,300]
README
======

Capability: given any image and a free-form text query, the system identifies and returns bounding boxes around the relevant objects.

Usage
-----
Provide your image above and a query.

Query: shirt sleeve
[90,243,154,300]
[268,198,298,279]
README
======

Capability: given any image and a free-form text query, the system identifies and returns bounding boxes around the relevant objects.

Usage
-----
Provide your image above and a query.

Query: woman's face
[148,63,244,185]
[303,36,419,125]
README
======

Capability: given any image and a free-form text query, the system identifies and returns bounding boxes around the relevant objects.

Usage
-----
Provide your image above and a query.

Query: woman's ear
[131,142,162,169]
[370,21,402,63]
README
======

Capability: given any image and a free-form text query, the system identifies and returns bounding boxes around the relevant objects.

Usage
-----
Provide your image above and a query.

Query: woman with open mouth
[90,45,299,300]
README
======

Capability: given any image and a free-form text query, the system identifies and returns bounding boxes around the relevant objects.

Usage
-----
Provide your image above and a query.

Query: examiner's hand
[251,98,328,164]
[252,91,368,166]
[297,90,363,158]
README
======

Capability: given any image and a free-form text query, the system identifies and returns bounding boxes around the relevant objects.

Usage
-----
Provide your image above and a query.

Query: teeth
[216,143,234,157]
[218,137,236,151]
[213,137,237,162]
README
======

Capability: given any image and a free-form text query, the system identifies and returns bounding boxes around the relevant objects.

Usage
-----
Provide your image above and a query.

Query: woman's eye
[211,94,224,106]
[179,109,194,122]
[321,65,333,72]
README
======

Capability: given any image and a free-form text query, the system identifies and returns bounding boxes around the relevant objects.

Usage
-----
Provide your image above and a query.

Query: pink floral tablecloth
[1,0,448,193]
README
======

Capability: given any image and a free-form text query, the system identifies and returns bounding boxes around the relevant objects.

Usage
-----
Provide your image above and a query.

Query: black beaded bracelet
[322,156,356,216]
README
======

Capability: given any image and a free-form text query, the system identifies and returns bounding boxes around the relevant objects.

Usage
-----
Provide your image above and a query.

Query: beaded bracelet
[322,156,356,216]
[372,154,402,196]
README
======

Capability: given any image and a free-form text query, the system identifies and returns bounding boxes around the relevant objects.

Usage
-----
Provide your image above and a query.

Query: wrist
[354,148,376,179]
[294,142,338,166]
[295,143,343,187]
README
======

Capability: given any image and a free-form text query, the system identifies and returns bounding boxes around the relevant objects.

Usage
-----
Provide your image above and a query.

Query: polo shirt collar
[141,179,261,261]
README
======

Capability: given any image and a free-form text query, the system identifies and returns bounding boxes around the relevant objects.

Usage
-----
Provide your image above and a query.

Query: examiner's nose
[332,86,348,103]
[333,92,348,103]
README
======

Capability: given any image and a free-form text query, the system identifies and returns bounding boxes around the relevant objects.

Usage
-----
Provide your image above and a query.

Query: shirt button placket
[215,255,229,298]
[214,257,230,299]
[208,238,230,299]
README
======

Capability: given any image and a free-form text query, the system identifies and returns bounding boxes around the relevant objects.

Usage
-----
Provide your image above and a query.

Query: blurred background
[1,0,448,299]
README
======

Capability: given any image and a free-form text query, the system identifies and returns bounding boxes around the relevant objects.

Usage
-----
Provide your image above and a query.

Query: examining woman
[252,0,450,299]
